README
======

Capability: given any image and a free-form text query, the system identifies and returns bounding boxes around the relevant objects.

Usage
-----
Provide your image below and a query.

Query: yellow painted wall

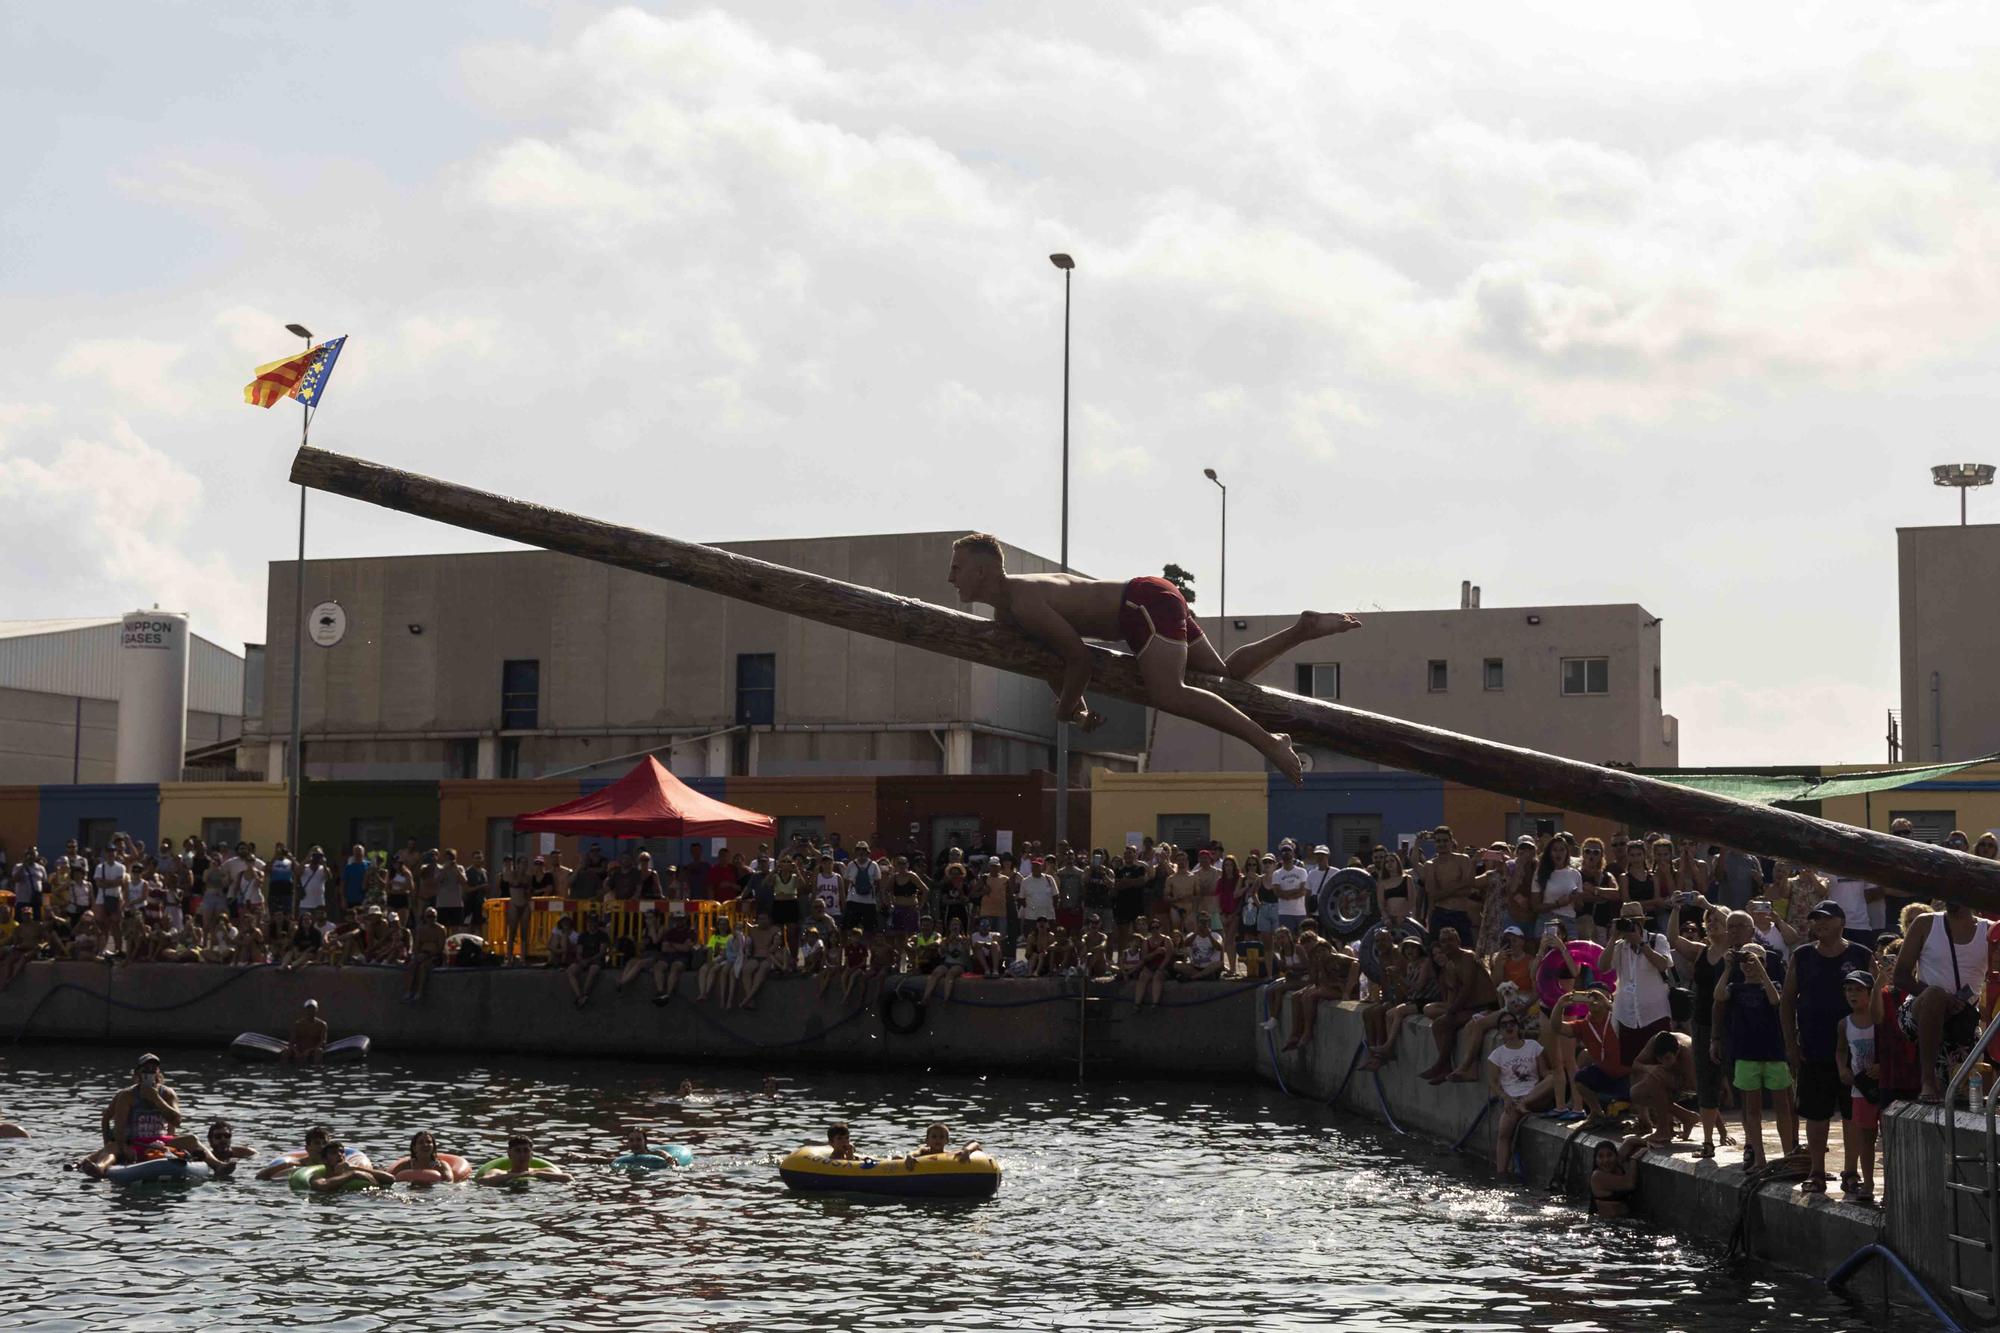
[1817,761,2000,840]
[158,782,289,850]
[0,787,38,861]
[439,779,586,869]
[1089,770,1268,855]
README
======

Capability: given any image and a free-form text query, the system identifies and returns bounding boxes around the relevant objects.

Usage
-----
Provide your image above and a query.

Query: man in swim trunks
[946,533,1359,785]
[285,999,329,1064]
[76,1053,233,1177]
[403,906,447,1004]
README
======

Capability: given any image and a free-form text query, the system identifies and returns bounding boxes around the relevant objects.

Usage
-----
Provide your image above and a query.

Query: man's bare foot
[1073,706,1107,734]
[1297,611,1361,638]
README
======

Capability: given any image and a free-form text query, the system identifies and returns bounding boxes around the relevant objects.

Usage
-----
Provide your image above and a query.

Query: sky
[3,2,1997,765]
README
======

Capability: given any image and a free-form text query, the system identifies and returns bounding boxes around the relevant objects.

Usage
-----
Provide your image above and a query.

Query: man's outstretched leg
[1188,612,1360,684]
[1137,641,1305,784]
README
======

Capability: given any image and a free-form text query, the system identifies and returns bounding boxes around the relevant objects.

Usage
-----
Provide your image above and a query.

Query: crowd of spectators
[3,816,1995,1203]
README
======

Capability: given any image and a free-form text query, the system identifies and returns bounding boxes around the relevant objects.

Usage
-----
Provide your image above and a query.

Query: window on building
[777,815,826,848]
[930,816,982,859]
[1427,660,1448,693]
[201,818,242,850]
[350,817,395,856]
[1326,815,1382,863]
[485,816,534,878]
[1505,812,1566,841]
[498,736,522,779]
[1561,657,1609,696]
[78,818,118,854]
[736,653,776,726]
[1653,665,1661,701]
[1158,813,1211,848]
[1294,662,1340,701]
[1484,658,1504,691]
[501,659,540,729]
[444,739,478,779]
[1889,810,1957,844]
[729,732,751,777]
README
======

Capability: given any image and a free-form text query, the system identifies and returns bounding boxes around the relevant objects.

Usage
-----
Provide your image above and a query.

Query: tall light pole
[1203,468,1226,650]
[1933,463,1996,525]
[1050,254,1074,851]
[284,321,311,856]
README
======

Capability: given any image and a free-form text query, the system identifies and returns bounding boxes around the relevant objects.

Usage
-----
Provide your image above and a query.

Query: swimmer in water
[0,1118,25,1138]
[618,1127,653,1159]
[309,1139,395,1191]
[827,1121,857,1161]
[206,1119,255,1165]
[258,1123,336,1180]
[476,1133,572,1186]
[1590,1137,1648,1219]
[904,1121,981,1168]
[388,1130,461,1180]
[763,1075,779,1097]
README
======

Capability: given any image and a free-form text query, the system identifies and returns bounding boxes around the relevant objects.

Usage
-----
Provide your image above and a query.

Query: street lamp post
[1203,468,1226,650]
[1050,254,1074,851]
[284,322,312,856]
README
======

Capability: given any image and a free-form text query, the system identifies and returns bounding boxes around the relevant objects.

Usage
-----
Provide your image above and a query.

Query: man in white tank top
[1892,901,1994,1102]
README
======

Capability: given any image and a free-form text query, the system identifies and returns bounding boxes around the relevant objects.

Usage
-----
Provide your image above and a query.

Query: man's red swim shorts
[1118,576,1205,654]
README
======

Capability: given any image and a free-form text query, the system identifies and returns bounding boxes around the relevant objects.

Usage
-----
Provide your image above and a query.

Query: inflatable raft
[106,1153,211,1185]
[230,1032,371,1063]
[289,1159,380,1192]
[778,1145,1000,1199]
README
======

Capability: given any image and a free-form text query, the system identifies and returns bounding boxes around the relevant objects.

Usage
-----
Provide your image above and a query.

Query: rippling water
[0,1045,1884,1331]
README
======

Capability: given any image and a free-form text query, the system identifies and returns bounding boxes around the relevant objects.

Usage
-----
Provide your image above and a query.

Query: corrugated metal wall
[0,621,242,716]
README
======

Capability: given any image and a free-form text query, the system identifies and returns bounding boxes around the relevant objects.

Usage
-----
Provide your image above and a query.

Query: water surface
[0,1046,1883,1331]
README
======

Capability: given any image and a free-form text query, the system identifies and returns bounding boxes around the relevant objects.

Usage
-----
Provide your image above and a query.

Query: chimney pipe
[1460,580,1472,610]
[1472,585,1482,608]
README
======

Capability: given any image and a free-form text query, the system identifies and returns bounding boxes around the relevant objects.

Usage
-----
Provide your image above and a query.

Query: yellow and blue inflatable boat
[779,1144,1000,1200]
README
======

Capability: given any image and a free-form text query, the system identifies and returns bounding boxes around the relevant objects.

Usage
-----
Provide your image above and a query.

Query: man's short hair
[828,1121,850,1138]
[953,532,1003,560]
[507,1133,532,1149]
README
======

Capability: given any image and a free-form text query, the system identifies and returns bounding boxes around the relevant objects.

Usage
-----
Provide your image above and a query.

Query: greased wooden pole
[290,444,2000,909]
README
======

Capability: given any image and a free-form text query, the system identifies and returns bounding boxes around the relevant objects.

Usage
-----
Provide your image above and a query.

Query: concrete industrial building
[1898,522,2000,764]
[249,535,1148,785]
[0,617,245,784]
[251,538,1677,787]
[1149,590,1678,774]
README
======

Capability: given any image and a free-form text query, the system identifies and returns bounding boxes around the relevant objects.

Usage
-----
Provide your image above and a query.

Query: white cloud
[8,1,2000,765]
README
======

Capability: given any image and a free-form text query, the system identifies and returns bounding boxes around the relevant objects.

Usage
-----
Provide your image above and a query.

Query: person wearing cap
[1602,901,1675,1067]
[1779,896,1872,1193]
[1835,964,1884,1202]
[1302,844,1337,921]
[1711,932,1795,1171]
[284,999,329,1064]
[74,1054,233,1178]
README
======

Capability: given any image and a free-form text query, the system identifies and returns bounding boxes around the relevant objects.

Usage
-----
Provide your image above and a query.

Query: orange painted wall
[0,787,38,862]
[1441,783,1624,849]
[725,777,878,849]
[438,779,586,869]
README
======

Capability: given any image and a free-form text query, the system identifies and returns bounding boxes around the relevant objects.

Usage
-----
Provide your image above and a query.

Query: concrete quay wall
[1257,1000,1888,1287]
[0,961,1257,1078]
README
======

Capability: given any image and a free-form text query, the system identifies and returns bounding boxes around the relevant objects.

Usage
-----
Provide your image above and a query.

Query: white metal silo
[116,610,189,783]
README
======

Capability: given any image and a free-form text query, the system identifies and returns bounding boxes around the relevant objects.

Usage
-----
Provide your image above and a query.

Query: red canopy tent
[512,757,774,839]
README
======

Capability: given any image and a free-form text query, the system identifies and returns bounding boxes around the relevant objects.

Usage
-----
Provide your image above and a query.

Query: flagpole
[286,323,312,859]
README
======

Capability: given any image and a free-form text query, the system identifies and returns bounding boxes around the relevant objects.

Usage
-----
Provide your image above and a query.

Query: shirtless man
[1418,928,1500,1083]
[1415,827,1485,942]
[403,907,447,1003]
[945,533,1358,785]
[74,1054,233,1178]
[285,999,329,1064]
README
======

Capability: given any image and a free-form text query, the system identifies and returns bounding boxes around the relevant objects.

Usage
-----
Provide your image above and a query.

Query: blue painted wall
[1266,771,1445,857]
[578,775,729,869]
[39,784,160,854]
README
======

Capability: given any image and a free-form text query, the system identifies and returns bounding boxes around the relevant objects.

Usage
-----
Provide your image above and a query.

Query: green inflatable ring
[475,1155,554,1178]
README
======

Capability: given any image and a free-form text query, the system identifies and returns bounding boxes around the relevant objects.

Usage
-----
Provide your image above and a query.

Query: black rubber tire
[1317,866,1380,941]
[879,991,926,1035]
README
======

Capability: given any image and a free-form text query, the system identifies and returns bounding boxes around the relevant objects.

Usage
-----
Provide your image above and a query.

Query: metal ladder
[1941,1007,2000,1315]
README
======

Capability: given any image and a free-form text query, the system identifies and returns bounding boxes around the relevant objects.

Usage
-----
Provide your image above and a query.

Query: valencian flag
[244,335,346,409]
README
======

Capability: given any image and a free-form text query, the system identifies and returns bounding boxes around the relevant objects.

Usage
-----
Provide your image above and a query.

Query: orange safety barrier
[480,896,733,959]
